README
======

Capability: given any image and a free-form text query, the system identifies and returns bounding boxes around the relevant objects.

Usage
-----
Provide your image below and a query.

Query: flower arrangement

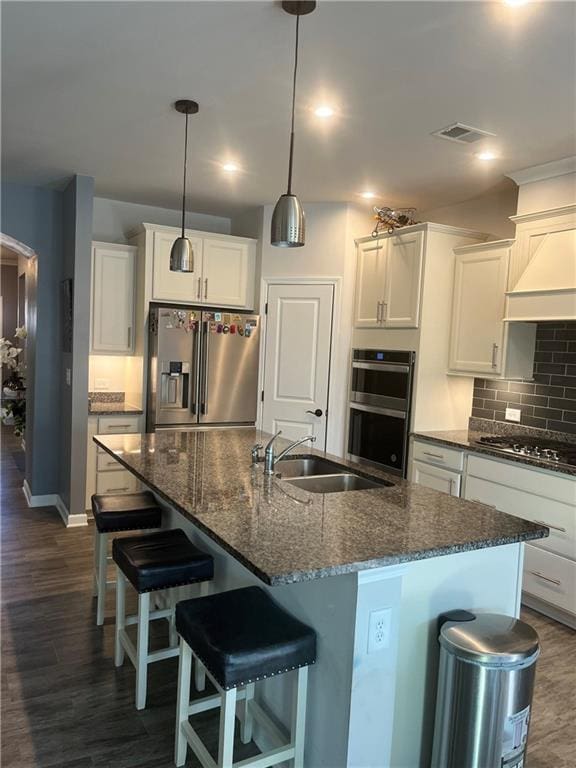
[1,327,26,436]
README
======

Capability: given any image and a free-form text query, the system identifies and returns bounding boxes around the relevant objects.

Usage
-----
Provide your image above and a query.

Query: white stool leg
[240,682,255,744]
[194,581,210,691]
[168,587,178,648]
[96,532,108,625]
[218,687,237,768]
[114,566,126,667]
[92,526,99,597]
[175,638,192,767]
[291,666,308,768]
[135,592,151,710]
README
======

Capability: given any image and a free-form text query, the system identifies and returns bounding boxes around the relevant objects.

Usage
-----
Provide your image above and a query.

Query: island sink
[286,473,390,493]
[274,455,349,478]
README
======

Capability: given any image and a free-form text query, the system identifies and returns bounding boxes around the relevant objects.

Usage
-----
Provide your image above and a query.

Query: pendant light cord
[286,13,300,195]
[181,111,189,238]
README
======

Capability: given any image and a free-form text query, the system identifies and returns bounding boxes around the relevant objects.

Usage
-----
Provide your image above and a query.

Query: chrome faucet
[263,430,316,475]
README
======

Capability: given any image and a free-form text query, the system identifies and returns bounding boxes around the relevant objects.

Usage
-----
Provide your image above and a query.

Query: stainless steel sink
[274,455,349,478]
[286,474,391,494]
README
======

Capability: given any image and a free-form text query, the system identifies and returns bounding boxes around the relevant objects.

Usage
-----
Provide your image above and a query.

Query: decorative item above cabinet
[354,229,424,329]
[90,242,136,355]
[448,240,536,379]
[130,223,257,310]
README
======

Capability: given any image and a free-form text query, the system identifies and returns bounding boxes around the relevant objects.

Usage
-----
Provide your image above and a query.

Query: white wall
[420,179,517,239]
[92,196,231,242]
[516,171,576,215]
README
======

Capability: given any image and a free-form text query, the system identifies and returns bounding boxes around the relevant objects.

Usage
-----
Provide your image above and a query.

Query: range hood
[505,209,576,322]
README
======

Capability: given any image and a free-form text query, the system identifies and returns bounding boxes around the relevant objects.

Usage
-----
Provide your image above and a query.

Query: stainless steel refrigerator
[147,305,260,431]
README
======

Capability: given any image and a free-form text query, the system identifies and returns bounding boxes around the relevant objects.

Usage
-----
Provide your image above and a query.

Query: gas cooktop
[474,435,576,467]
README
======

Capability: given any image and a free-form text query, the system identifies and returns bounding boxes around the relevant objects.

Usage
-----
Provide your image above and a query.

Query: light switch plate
[65,368,71,386]
[505,407,521,423]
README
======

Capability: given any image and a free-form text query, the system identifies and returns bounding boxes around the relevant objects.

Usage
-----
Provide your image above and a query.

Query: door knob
[306,409,323,417]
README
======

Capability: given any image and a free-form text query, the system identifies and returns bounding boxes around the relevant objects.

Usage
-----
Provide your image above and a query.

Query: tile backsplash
[471,321,576,435]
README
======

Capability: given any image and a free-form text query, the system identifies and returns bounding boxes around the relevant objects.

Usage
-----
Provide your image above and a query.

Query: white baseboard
[22,480,88,528]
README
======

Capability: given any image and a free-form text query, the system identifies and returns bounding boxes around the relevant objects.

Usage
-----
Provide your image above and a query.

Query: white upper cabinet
[151,230,203,303]
[383,231,424,327]
[354,230,423,329]
[91,242,136,354]
[354,239,386,328]
[448,241,536,378]
[145,225,255,309]
[203,238,252,307]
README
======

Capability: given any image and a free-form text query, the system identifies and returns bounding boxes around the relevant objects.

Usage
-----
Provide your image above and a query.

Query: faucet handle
[251,443,263,463]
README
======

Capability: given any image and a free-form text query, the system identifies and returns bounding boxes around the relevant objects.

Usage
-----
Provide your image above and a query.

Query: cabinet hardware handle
[491,342,499,369]
[527,570,561,587]
[376,301,382,323]
[204,278,208,300]
[108,424,131,429]
[423,451,444,460]
[197,278,201,299]
[449,479,457,495]
[127,327,132,348]
[381,301,388,321]
[470,498,497,509]
[107,487,129,493]
[533,519,567,533]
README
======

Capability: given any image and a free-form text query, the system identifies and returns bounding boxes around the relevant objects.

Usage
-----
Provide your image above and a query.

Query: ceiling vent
[432,123,496,144]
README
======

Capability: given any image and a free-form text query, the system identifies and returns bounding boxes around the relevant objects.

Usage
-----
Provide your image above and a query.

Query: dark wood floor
[1,426,575,767]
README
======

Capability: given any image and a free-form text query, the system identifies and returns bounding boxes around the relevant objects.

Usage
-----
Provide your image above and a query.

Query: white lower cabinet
[86,414,142,510]
[523,545,576,617]
[410,460,461,496]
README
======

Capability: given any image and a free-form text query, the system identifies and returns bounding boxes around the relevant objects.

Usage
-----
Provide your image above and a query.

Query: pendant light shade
[271,194,305,247]
[271,1,316,248]
[170,99,199,272]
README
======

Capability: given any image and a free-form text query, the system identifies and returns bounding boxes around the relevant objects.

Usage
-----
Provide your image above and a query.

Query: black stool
[113,528,214,710]
[91,492,163,626]
[174,586,316,768]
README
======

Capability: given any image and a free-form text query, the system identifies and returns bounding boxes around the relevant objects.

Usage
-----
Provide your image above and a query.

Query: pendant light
[170,99,199,272]
[271,1,316,248]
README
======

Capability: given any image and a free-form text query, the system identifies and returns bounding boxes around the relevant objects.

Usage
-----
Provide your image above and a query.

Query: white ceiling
[2,1,575,217]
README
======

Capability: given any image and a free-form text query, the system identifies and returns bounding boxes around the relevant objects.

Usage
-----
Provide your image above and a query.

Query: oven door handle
[352,362,411,373]
[349,402,407,419]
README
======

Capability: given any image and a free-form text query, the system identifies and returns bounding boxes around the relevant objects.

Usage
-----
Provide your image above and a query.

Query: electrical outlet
[367,608,392,654]
[95,378,110,391]
[505,407,521,423]
[65,368,71,386]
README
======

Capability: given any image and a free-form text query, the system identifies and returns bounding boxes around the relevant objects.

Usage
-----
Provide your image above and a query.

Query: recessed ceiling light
[476,151,498,161]
[360,191,376,199]
[314,105,334,118]
[221,162,240,173]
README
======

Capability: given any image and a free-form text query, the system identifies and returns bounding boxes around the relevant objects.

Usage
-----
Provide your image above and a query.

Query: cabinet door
[411,460,461,496]
[382,231,424,328]
[354,239,387,328]
[151,230,203,303]
[448,246,509,374]
[202,238,252,308]
[91,245,135,354]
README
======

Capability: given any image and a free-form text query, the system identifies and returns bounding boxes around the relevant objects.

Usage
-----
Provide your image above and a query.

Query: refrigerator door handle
[200,321,209,415]
[190,324,200,415]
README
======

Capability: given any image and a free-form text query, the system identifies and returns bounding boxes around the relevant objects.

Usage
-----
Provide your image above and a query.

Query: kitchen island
[95,428,546,768]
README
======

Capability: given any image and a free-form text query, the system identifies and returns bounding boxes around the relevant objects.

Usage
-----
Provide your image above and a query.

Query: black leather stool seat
[92,491,162,533]
[113,529,214,593]
[176,586,317,690]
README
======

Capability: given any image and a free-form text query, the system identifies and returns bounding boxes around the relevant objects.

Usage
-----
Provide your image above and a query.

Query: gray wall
[60,176,94,514]
[1,182,63,495]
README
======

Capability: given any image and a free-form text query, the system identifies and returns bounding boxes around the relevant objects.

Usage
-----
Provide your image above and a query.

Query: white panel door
[383,231,423,328]
[203,238,252,308]
[262,284,334,447]
[91,244,135,354]
[354,239,387,328]
[448,246,509,374]
[151,230,203,303]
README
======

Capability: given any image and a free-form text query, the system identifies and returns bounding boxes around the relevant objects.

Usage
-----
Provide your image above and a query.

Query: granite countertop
[94,428,546,585]
[412,428,576,476]
[89,402,144,415]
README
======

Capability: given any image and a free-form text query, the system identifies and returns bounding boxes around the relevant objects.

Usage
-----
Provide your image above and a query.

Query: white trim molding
[510,204,576,225]
[355,221,491,246]
[22,480,88,527]
[506,157,576,186]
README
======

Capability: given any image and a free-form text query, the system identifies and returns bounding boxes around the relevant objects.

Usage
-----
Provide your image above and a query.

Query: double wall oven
[348,349,415,476]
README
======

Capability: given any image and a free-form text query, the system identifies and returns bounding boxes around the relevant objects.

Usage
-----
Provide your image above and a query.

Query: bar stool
[113,528,214,710]
[174,586,317,768]
[92,492,163,626]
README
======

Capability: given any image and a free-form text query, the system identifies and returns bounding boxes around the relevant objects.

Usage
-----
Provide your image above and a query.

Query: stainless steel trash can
[431,611,540,768]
